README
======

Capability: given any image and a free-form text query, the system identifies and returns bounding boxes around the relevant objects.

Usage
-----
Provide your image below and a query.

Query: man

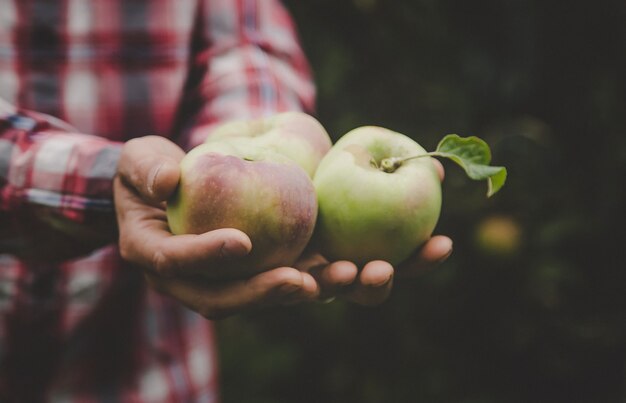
[0,0,452,400]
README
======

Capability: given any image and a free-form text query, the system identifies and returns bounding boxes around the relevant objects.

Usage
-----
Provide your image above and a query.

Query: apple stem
[379,152,439,173]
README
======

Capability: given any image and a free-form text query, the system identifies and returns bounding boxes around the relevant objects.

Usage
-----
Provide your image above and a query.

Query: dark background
[216,1,626,402]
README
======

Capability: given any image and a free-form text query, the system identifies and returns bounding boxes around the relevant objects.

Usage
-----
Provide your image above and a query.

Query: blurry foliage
[216,1,626,402]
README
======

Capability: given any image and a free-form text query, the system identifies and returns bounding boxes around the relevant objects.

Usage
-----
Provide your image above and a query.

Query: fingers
[145,267,320,320]
[139,228,252,278]
[341,261,394,306]
[310,235,452,306]
[117,136,185,203]
[307,260,358,287]
[334,236,452,304]
[308,260,393,306]
[114,177,251,277]
[317,261,359,287]
[397,235,453,278]
[306,260,358,301]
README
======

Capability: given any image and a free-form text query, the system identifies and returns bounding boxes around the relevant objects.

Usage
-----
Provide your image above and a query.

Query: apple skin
[313,126,442,266]
[167,141,318,278]
[206,112,332,178]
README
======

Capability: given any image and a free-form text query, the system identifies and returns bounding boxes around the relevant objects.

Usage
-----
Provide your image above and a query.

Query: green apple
[313,126,442,266]
[206,112,332,178]
[167,140,318,278]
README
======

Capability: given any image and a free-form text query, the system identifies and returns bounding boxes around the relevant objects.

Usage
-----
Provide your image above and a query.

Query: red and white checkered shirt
[0,0,315,401]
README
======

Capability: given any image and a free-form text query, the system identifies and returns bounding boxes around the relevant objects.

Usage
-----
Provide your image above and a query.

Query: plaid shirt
[0,0,314,401]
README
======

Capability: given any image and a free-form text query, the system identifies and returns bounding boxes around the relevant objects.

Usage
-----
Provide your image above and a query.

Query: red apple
[166,140,318,278]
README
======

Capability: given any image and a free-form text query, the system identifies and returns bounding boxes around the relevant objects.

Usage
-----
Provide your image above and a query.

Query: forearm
[1,103,121,261]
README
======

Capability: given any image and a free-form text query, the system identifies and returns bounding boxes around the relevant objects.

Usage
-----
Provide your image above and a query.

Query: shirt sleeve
[0,98,121,260]
[178,0,316,149]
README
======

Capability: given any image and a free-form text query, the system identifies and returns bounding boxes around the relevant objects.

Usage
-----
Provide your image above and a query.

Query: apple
[166,140,318,278]
[474,214,522,258]
[206,112,332,178]
[313,126,442,266]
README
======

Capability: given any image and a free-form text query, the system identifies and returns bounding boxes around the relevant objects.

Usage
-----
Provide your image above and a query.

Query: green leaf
[433,134,507,197]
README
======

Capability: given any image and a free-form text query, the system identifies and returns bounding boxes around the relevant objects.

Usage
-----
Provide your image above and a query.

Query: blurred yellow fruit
[474,215,522,258]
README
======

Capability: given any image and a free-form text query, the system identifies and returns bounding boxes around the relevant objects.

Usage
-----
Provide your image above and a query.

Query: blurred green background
[216,1,626,402]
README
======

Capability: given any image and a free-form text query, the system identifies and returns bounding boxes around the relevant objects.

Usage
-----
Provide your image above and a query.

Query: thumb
[118,136,185,203]
[143,157,180,203]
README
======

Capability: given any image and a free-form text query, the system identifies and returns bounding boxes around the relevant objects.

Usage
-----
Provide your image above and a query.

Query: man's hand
[114,136,320,319]
[299,159,453,306]
[114,136,451,314]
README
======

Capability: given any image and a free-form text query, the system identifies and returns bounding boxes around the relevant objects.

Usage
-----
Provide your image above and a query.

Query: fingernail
[220,239,249,258]
[439,244,453,262]
[336,280,354,288]
[369,274,393,288]
[279,283,301,296]
[147,162,164,197]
